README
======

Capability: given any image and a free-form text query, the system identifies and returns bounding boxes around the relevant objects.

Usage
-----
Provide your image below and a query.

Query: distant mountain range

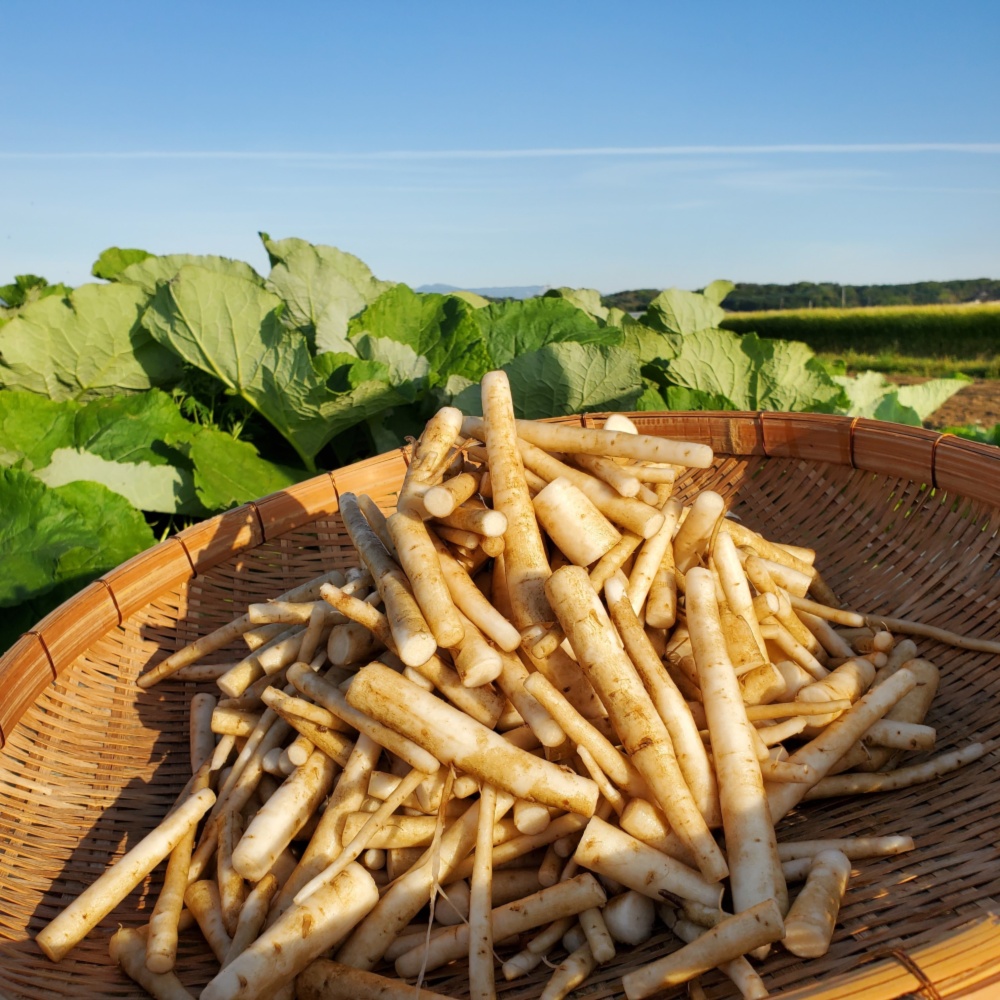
[416,283,549,300]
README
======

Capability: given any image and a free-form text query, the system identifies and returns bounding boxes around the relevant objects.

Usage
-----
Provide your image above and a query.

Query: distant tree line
[602,279,1000,314]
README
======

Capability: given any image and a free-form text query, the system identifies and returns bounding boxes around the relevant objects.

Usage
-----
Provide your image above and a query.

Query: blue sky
[2,1,998,292]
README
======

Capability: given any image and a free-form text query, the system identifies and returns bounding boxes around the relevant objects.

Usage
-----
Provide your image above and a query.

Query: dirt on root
[889,377,1000,430]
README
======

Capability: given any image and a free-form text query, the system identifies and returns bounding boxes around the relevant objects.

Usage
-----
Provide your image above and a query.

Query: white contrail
[0,143,998,161]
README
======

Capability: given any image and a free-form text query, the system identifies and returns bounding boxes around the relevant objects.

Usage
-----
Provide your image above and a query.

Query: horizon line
[1,142,999,161]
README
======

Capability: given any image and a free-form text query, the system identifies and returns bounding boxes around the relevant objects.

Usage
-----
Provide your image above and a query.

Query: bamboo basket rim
[1,409,999,1000]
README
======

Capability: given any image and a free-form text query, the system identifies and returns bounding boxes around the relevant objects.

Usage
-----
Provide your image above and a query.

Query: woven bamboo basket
[1,411,999,1000]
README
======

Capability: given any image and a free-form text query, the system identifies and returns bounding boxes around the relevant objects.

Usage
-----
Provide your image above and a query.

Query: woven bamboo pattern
[0,412,998,999]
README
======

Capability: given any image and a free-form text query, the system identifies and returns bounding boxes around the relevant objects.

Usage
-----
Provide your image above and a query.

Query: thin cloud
[1,143,998,161]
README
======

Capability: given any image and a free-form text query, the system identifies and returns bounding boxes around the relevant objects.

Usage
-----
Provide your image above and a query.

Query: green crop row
[719,303,1000,361]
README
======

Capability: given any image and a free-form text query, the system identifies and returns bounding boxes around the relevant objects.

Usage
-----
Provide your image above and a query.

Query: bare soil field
[891,377,1000,430]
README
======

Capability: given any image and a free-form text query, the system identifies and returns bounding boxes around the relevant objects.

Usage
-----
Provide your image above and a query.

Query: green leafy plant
[0,234,977,654]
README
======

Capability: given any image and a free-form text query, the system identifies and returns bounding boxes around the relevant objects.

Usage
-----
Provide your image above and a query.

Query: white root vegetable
[110,927,196,1000]
[393,873,608,978]
[590,531,644,592]
[272,735,382,916]
[796,657,876,727]
[261,691,354,768]
[852,657,939,774]
[346,662,597,814]
[448,813,590,883]
[777,835,915,862]
[522,637,606,719]
[573,816,722,908]
[296,959,456,999]
[803,743,987,798]
[863,718,936,751]
[578,905,616,963]
[522,672,648,800]
[767,667,921,822]
[137,569,347,687]
[658,908,769,1000]
[396,405,464,516]
[386,507,465,648]
[293,768,429,903]
[184,879,232,962]
[532,477,622,566]
[548,566,727,883]
[287,662,441,775]
[673,491,726,574]
[432,538,521,651]
[783,849,852,958]
[223,873,279,966]
[712,529,767,667]
[628,499,681,617]
[189,693,217,774]
[422,471,480,518]
[685,567,787,916]
[501,916,575,980]
[511,418,714,468]
[217,807,247,936]
[434,499,507,538]
[522,442,664,540]
[216,626,304,698]
[145,764,213,974]
[452,609,504,687]
[469,783,497,1000]
[756,716,809,745]
[621,898,784,1000]
[319,582,504,726]
[513,797,552,836]
[573,451,642,496]
[480,370,553,633]
[602,890,657,946]
[336,796,507,970]
[200,863,379,1000]
[606,577,720,826]
[339,492,437,667]
[539,943,597,1000]
[231,747,337,883]
[36,786,216,962]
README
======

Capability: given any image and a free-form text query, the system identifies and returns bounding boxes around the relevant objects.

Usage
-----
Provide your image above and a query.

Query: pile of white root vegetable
[35,370,995,1000]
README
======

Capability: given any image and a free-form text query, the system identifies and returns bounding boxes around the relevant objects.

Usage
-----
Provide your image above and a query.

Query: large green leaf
[476,297,623,368]
[0,283,185,400]
[544,287,609,322]
[643,288,727,335]
[620,322,681,365]
[701,280,735,306]
[143,265,339,466]
[262,235,395,355]
[91,247,154,281]
[664,328,844,412]
[72,389,198,465]
[1,386,311,514]
[186,429,303,511]
[34,447,201,514]
[0,469,154,608]
[0,274,72,309]
[116,254,261,296]
[0,470,155,651]
[634,381,737,413]
[351,335,430,402]
[454,343,642,419]
[0,391,80,468]
[834,372,968,425]
[896,377,969,420]
[347,285,491,389]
